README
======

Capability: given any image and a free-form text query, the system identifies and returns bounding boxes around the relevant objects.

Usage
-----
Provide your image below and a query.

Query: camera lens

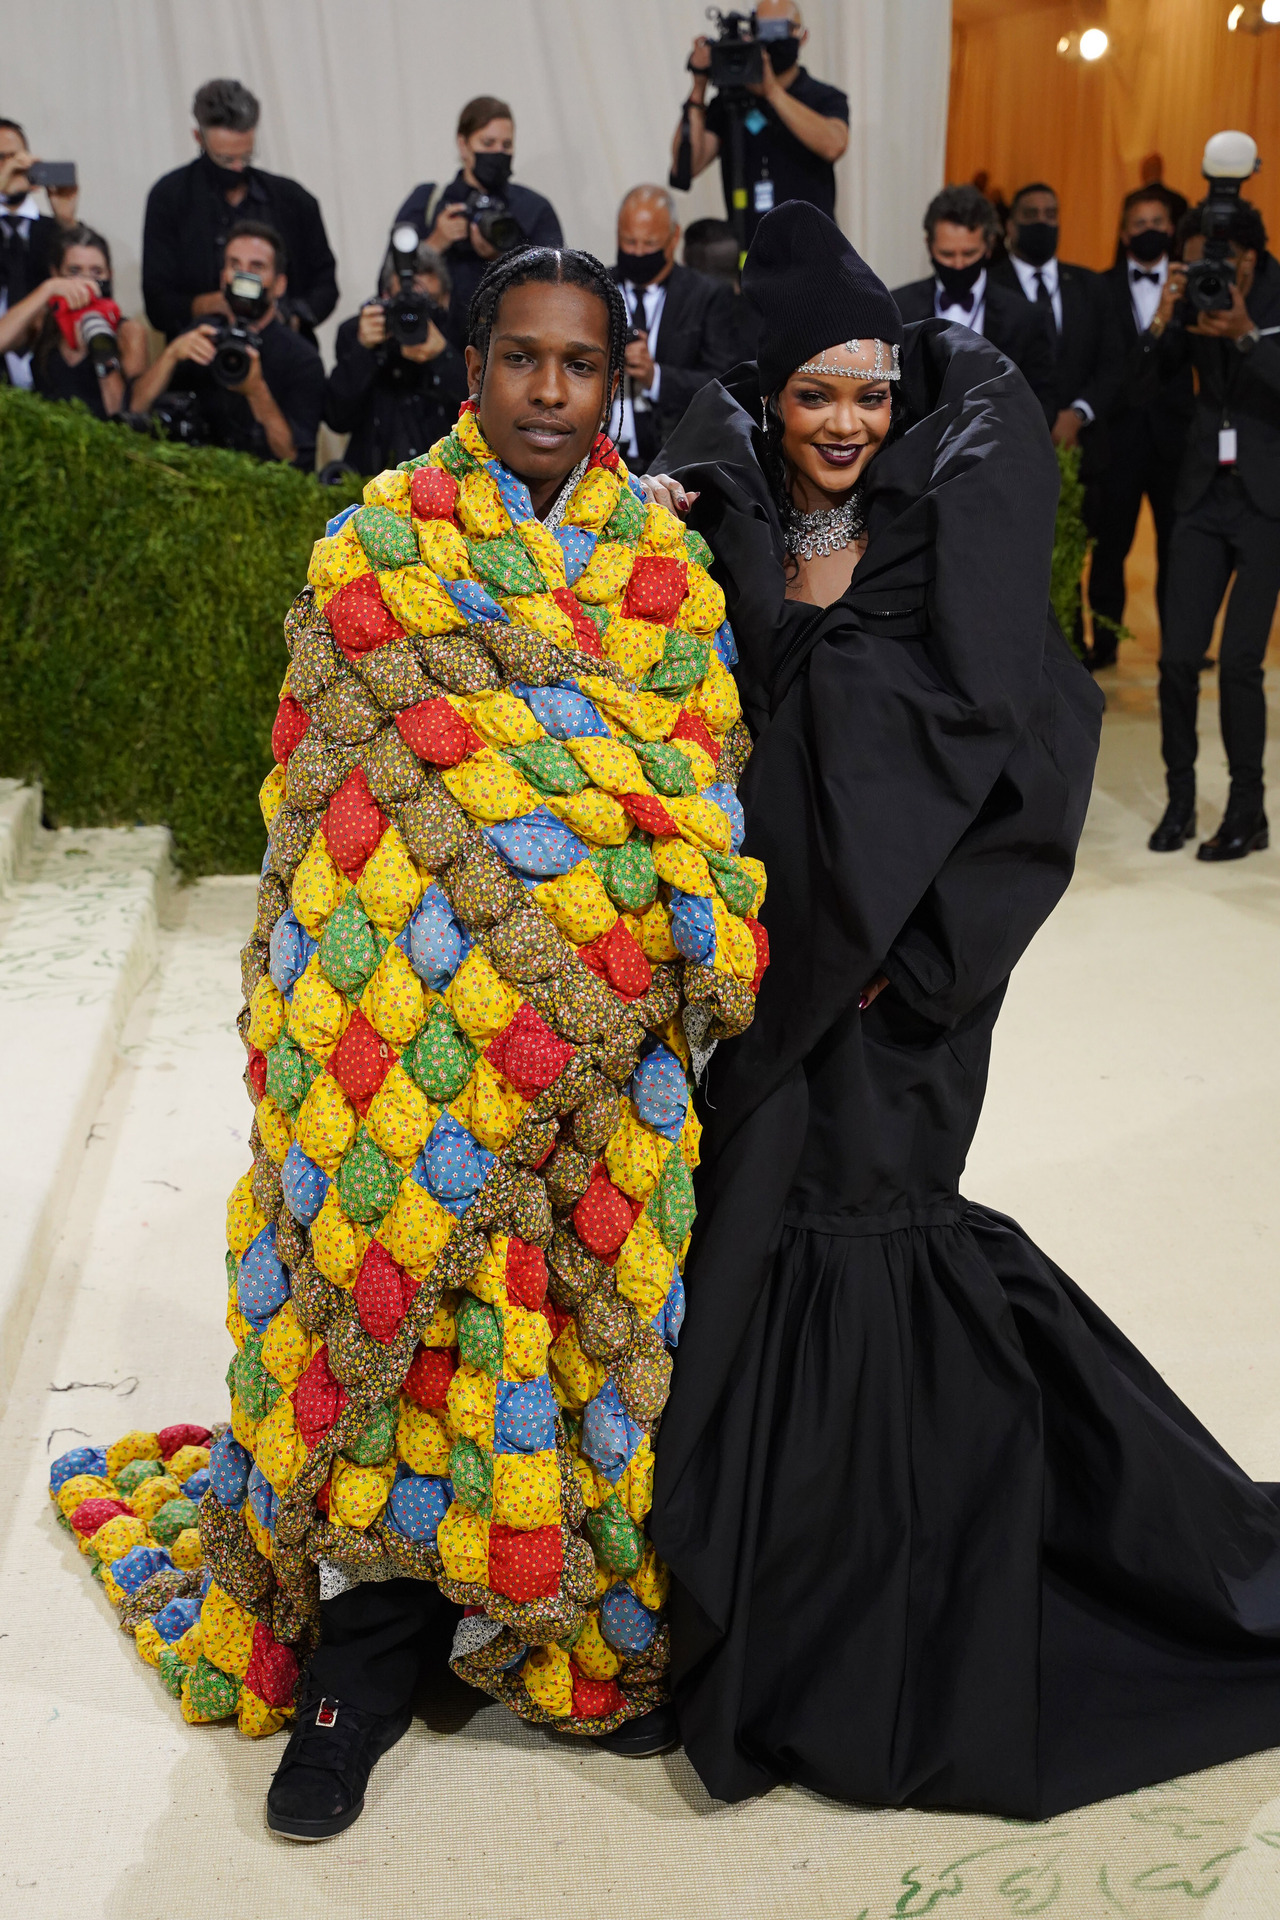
[212,333,252,386]
[77,308,120,372]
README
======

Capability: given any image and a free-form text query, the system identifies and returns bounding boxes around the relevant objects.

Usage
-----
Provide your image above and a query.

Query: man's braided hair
[467,245,630,423]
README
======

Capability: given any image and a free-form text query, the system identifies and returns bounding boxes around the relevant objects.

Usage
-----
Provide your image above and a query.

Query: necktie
[1131,269,1161,284]
[1033,270,1054,307]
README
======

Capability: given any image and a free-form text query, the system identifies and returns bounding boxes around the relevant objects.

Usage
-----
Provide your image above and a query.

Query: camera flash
[1079,27,1109,58]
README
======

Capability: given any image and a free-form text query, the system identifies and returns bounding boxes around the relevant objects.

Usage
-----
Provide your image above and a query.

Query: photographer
[1139,142,1280,861]
[670,1,849,249]
[610,185,740,470]
[324,239,467,474]
[132,222,323,468]
[892,185,1056,420]
[394,96,562,347]
[0,223,147,418]
[0,117,80,323]
[142,78,337,343]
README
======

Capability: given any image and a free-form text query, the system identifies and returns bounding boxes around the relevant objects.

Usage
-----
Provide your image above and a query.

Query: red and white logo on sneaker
[316,1699,338,1728]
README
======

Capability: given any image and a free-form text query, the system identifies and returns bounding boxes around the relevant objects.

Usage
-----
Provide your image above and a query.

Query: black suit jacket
[143,159,338,340]
[1101,259,1193,465]
[892,275,1056,421]
[989,255,1125,476]
[1135,253,1280,518]
[621,262,742,469]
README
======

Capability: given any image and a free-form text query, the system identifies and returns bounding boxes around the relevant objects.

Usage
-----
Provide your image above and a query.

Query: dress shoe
[266,1684,413,1840]
[1148,800,1195,852]
[1197,810,1269,862]
[1085,644,1118,672]
[591,1701,680,1757]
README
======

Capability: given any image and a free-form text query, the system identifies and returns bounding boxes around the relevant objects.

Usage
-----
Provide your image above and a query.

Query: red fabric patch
[245,1621,300,1708]
[354,1241,419,1344]
[314,1480,330,1515]
[271,695,311,765]
[396,696,485,768]
[669,708,721,768]
[551,587,604,657]
[246,1046,268,1102]
[410,466,460,521]
[71,1496,132,1535]
[587,432,620,474]
[402,1343,458,1411]
[322,767,389,879]
[292,1345,350,1450]
[573,1166,636,1258]
[618,791,679,838]
[571,1666,624,1719]
[542,1300,572,1342]
[325,572,405,657]
[745,916,769,993]
[158,1423,213,1458]
[485,1004,575,1100]
[327,1012,397,1117]
[505,1237,548,1310]
[577,919,652,1002]
[488,1522,564,1601]
[622,554,688,626]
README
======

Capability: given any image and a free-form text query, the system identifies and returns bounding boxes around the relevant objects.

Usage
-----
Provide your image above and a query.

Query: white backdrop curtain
[5,0,950,356]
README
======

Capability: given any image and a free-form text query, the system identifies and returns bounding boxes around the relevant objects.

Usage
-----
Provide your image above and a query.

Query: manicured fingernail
[858,991,871,1010]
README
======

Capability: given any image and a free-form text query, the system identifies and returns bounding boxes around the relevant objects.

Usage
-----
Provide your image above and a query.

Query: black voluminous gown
[650,322,1280,1818]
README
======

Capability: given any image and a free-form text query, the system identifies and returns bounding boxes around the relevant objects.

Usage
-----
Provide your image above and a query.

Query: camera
[379,223,433,347]
[463,190,525,255]
[77,306,120,375]
[209,270,272,387]
[698,7,797,92]
[1184,131,1261,315]
[28,160,76,191]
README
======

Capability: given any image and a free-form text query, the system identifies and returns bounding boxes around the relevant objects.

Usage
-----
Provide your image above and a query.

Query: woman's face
[60,244,109,289]
[775,341,894,508]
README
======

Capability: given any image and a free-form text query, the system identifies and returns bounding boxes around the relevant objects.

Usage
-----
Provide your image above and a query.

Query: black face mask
[1014,220,1058,267]
[931,255,985,301]
[617,247,667,287]
[471,150,512,193]
[764,35,801,74]
[197,147,249,194]
[1128,226,1170,264]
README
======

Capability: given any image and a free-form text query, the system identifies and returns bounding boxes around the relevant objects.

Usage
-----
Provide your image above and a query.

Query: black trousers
[308,1578,460,1717]
[1088,413,1180,641]
[1158,471,1280,811]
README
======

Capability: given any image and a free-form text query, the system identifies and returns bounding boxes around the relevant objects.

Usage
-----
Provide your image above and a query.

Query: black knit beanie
[742,199,903,397]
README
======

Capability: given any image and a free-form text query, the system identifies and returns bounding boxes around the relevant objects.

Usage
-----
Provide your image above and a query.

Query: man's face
[198,124,255,172]
[755,0,806,36]
[617,197,678,276]
[1182,232,1257,296]
[1008,189,1059,247]
[412,272,443,305]
[222,234,285,314]
[465,280,613,497]
[930,220,988,269]
[1122,198,1174,246]
[0,124,30,201]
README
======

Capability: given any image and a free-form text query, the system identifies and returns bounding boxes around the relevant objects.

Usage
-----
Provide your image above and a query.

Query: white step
[0,800,173,1408]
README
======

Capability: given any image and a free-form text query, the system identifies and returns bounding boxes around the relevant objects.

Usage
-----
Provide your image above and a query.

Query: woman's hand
[859,973,889,1011]
[45,274,98,311]
[636,471,700,515]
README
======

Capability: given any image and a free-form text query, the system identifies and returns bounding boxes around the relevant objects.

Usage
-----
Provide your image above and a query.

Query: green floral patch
[336,1128,404,1226]
[185,1654,240,1719]
[449,1436,494,1517]
[466,535,544,600]
[705,850,756,918]
[265,1033,322,1116]
[683,528,714,572]
[633,739,696,796]
[150,1496,200,1546]
[585,1493,642,1573]
[344,1399,396,1465]
[602,483,647,546]
[504,737,589,796]
[456,1293,503,1378]
[401,1002,477,1104]
[318,892,386,1000]
[115,1458,164,1496]
[354,503,419,571]
[648,1143,696,1252]
[592,838,658,913]
[644,628,710,695]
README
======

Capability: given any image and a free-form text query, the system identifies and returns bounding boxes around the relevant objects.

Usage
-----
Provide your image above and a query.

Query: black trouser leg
[1145,446,1181,629]
[1157,494,1234,805]
[1216,497,1280,813]
[308,1578,457,1717]
[1088,424,1148,636]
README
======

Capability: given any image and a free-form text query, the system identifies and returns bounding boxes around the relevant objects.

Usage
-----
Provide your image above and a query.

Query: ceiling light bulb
[1262,0,1280,22]
[1228,2,1244,22]
[1079,26,1109,57]
[1057,32,1073,51]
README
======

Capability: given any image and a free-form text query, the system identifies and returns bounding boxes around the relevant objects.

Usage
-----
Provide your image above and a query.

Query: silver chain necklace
[786,489,866,562]
[541,453,591,532]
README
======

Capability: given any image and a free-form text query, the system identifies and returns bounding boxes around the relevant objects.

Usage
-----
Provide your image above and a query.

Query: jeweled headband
[795,338,901,381]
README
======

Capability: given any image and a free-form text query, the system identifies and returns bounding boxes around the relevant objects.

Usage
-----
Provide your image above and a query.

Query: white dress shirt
[0,191,42,389]
[934,266,987,336]
[1009,250,1093,422]
[610,278,666,460]
[1126,253,1167,332]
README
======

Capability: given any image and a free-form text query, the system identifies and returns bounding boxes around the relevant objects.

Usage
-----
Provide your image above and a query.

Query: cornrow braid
[467,245,630,427]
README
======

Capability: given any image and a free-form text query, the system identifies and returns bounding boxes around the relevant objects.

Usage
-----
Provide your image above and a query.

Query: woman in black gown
[643,200,1280,1819]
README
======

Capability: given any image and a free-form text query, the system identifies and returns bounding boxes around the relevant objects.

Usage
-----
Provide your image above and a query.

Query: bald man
[672,0,850,246]
[611,184,741,470]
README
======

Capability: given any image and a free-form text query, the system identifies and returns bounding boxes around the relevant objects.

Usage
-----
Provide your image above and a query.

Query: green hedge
[0,391,1092,877]
[0,389,357,875]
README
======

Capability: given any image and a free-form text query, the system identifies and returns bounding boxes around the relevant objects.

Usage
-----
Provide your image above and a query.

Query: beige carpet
[4,538,1280,1918]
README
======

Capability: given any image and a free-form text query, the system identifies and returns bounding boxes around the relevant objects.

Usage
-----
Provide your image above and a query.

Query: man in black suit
[891,185,1056,420]
[989,183,1126,586]
[1088,187,1194,668]
[1139,198,1280,861]
[610,184,740,471]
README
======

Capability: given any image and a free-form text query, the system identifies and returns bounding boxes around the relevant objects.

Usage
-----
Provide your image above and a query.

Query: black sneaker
[266,1685,413,1841]
[591,1701,681,1757]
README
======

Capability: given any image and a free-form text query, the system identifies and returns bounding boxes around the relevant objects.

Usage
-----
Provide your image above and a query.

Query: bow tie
[941,289,976,314]
[1131,268,1161,284]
